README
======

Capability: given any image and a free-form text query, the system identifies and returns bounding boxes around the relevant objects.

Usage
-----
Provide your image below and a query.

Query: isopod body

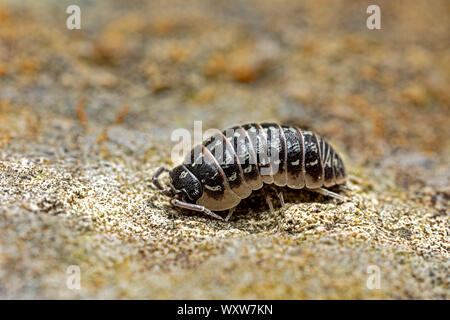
[153,123,347,220]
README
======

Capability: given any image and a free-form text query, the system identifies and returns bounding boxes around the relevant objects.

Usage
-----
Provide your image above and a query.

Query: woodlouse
[153,123,347,220]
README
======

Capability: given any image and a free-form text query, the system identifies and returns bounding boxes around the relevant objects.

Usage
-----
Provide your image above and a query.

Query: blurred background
[0,0,448,299]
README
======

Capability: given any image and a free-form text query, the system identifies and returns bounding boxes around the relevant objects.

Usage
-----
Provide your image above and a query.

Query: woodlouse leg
[268,186,284,209]
[265,193,274,214]
[338,184,352,192]
[171,199,224,220]
[311,188,346,202]
[278,192,285,208]
[225,207,235,221]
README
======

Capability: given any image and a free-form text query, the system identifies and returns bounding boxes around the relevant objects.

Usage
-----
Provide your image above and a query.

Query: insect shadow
[168,184,342,223]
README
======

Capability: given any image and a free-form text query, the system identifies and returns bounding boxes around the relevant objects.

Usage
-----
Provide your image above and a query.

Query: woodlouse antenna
[152,166,176,197]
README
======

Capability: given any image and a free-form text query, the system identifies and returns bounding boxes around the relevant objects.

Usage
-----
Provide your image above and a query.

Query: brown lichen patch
[227,41,280,83]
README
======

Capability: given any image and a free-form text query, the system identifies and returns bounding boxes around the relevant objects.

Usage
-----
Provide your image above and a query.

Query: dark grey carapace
[153,123,347,220]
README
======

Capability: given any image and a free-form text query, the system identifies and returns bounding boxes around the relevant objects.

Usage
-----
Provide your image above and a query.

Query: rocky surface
[0,0,448,299]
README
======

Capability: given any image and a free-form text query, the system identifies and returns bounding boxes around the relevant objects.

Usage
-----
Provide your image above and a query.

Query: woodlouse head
[152,165,203,203]
[169,165,203,203]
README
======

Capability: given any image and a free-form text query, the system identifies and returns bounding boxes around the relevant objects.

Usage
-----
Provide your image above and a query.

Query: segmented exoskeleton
[153,123,347,220]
